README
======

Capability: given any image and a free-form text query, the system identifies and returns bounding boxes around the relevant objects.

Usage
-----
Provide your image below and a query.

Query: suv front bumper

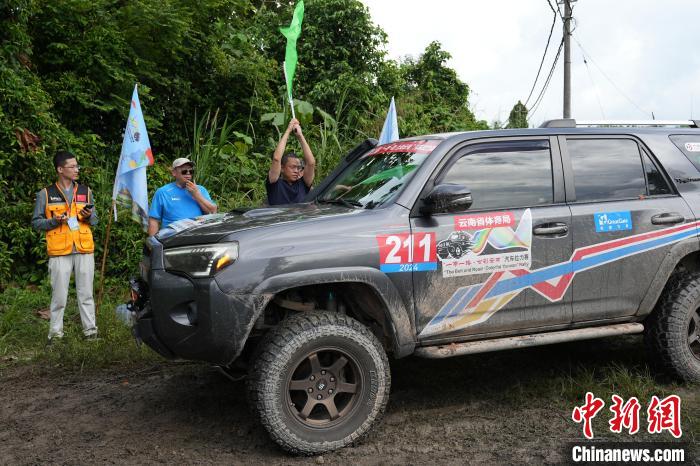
[132,267,264,366]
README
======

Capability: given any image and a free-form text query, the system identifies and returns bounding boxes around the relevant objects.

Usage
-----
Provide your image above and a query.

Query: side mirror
[420,183,473,215]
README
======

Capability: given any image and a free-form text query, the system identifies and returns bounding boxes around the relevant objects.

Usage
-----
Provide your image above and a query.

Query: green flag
[280,0,304,102]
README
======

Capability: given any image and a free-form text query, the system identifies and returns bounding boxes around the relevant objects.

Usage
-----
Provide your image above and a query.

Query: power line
[581,52,606,118]
[572,35,651,118]
[524,0,559,107]
[528,38,565,120]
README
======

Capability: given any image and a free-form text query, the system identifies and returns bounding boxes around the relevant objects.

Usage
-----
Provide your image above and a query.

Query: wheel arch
[638,238,700,316]
[252,267,416,357]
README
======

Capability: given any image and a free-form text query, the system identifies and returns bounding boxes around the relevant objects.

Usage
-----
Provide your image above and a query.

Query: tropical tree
[508,100,528,128]
[397,41,488,135]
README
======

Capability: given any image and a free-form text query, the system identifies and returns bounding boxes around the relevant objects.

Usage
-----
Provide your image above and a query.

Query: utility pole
[562,0,573,118]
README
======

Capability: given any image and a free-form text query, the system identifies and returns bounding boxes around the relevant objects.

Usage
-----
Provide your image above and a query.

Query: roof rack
[539,119,700,128]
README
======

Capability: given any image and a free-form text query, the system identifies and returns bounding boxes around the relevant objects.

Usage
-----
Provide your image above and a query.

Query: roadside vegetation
[1,0,487,371]
[1,0,488,286]
[0,279,161,374]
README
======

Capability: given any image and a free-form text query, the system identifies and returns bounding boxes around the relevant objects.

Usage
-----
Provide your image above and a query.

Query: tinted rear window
[669,135,700,172]
[567,139,646,202]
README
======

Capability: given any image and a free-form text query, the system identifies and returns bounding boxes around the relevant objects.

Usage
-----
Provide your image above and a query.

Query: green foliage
[398,41,489,135]
[508,100,529,128]
[2,0,486,285]
[191,109,266,208]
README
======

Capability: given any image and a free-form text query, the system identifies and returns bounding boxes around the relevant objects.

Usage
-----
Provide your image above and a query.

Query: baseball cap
[172,157,194,169]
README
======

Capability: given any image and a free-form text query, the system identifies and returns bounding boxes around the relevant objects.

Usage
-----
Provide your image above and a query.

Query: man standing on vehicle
[147,158,217,236]
[267,118,315,205]
[32,150,99,343]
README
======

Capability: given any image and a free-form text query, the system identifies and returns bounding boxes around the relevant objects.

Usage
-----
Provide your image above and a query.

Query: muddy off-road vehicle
[130,119,700,454]
[437,231,474,259]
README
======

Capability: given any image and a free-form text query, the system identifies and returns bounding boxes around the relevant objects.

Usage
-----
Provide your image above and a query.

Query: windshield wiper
[317,198,363,209]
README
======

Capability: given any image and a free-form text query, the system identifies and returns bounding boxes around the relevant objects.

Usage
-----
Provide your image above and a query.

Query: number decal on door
[376,232,437,273]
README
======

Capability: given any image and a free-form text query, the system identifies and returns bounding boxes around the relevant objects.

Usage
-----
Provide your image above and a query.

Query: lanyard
[55,182,78,214]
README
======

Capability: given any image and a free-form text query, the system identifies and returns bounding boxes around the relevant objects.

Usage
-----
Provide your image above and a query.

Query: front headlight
[163,242,239,278]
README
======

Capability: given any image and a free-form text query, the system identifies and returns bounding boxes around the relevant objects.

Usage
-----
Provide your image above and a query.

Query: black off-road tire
[247,311,391,455]
[645,272,700,383]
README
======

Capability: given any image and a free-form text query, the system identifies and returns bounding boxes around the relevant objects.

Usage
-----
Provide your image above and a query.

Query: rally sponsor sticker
[367,140,440,156]
[376,232,437,273]
[684,142,700,152]
[455,211,515,230]
[438,209,532,277]
[594,211,632,232]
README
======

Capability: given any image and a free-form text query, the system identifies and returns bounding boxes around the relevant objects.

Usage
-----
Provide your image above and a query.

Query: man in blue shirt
[266,118,316,205]
[148,157,217,235]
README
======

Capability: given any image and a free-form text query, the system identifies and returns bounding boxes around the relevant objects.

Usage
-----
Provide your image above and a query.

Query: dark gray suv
[130,119,700,454]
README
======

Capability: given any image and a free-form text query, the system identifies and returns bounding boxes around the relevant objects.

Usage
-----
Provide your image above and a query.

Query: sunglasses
[180,169,195,175]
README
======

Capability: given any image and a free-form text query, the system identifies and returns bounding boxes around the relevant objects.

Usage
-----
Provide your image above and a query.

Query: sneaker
[84,333,101,341]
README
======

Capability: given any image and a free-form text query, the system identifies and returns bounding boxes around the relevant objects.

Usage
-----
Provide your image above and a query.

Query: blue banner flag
[378,96,399,145]
[112,84,154,230]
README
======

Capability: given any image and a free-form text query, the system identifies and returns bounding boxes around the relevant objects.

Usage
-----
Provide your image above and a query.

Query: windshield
[319,140,440,208]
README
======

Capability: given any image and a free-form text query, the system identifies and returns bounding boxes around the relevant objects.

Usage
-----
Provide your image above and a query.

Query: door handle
[533,222,569,236]
[651,213,685,225]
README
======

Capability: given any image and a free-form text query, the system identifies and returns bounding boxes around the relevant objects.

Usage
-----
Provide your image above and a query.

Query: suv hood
[157,203,359,248]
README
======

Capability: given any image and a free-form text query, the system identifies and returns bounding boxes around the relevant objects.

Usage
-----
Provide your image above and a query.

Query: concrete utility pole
[562,0,573,118]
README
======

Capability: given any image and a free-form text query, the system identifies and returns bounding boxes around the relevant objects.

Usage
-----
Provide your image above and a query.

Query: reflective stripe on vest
[43,183,95,256]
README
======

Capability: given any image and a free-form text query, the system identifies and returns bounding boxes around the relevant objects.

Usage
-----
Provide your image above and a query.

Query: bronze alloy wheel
[285,347,363,428]
[249,311,391,454]
[689,307,700,362]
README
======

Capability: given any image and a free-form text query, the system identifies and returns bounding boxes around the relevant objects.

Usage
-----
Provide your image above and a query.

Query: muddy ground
[1,336,698,465]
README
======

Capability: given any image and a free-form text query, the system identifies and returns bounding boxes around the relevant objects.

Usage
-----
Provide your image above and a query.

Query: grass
[0,278,161,374]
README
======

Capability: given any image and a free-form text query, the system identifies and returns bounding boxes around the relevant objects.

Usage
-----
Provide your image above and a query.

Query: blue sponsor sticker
[594,211,632,232]
[380,262,438,273]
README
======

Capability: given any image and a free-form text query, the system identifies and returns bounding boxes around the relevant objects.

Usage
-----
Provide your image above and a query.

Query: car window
[567,139,646,202]
[320,140,440,208]
[669,134,700,172]
[641,150,672,196]
[440,140,554,211]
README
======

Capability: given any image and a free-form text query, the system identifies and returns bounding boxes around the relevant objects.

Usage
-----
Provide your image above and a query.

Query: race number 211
[376,232,437,273]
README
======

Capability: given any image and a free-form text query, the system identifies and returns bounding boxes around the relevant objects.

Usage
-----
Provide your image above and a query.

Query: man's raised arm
[296,124,316,187]
[270,118,299,183]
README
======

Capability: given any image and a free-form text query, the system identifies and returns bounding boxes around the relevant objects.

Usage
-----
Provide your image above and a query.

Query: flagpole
[283,61,296,120]
[96,199,116,315]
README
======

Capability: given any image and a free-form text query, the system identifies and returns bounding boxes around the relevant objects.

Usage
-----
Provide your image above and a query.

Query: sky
[360,0,700,127]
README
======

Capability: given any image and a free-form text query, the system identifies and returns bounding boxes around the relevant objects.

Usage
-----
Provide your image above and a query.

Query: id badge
[67,216,79,231]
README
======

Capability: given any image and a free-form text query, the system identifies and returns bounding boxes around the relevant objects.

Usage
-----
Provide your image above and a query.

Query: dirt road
[1,336,697,465]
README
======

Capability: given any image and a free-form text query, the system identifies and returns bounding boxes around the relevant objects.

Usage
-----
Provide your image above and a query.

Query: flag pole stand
[96,200,116,315]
